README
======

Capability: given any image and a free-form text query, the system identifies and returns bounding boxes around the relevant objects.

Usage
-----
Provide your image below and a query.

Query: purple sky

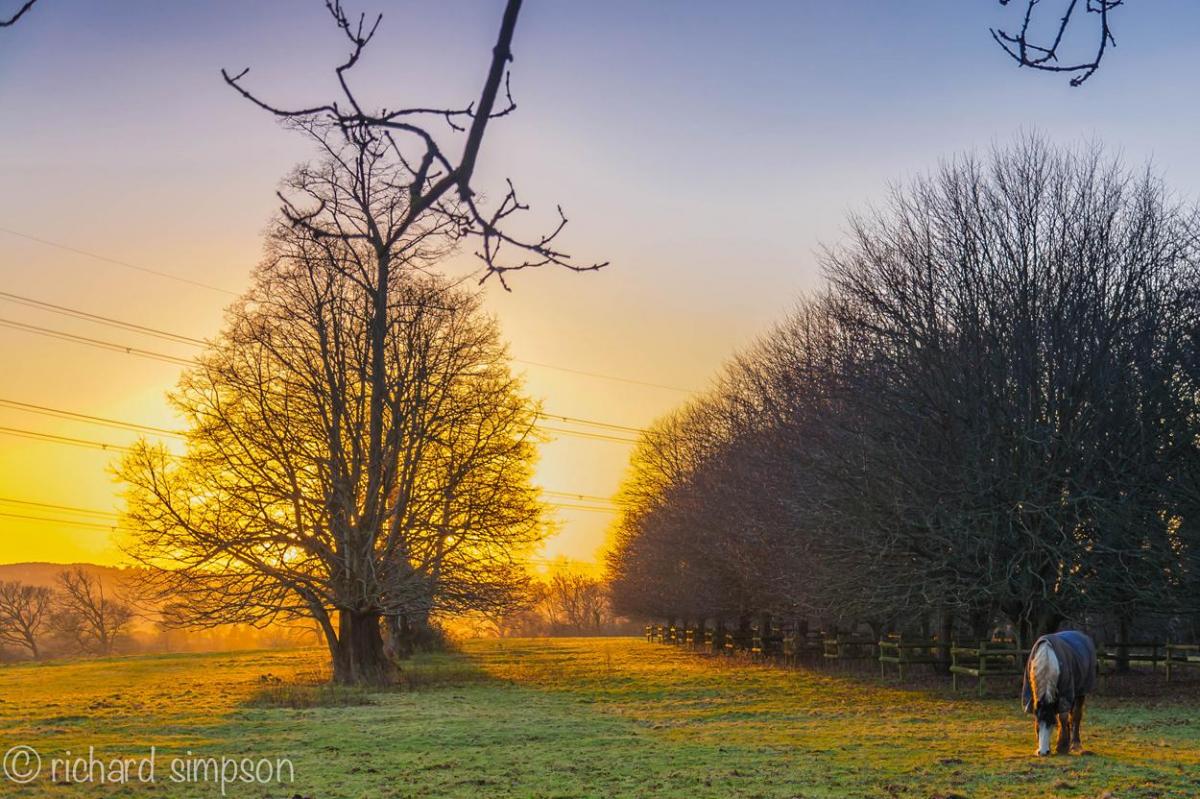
[1,1,1197,564]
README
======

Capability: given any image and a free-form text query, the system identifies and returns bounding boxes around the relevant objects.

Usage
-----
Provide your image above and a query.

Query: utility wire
[0,318,193,366]
[546,504,619,514]
[0,496,120,519]
[536,412,646,435]
[0,227,239,296]
[537,425,637,445]
[0,397,633,448]
[514,357,696,394]
[541,490,620,506]
[0,499,612,532]
[0,290,207,346]
[0,286,694,397]
[0,425,134,452]
[0,509,125,531]
[0,397,182,438]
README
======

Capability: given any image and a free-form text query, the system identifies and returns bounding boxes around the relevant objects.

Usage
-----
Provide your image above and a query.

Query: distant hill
[0,561,131,590]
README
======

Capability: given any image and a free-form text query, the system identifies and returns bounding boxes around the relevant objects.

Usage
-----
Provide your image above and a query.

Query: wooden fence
[643,622,1200,694]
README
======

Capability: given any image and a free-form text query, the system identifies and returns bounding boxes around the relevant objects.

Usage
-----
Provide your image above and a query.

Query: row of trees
[608,137,1200,648]
[0,569,132,659]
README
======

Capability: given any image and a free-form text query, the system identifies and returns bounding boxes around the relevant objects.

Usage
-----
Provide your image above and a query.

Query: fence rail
[643,622,1200,695]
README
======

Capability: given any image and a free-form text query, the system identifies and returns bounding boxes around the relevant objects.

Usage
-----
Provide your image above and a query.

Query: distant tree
[993,0,1124,85]
[544,571,610,634]
[51,568,133,656]
[0,580,53,658]
[0,0,39,27]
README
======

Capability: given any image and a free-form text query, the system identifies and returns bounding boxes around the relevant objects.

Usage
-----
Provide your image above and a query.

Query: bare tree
[51,568,133,656]
[0,0,39,27]
[993,0,1124,85]
[223,0,604,288]
[121,149,545,684]
[0,580,53,658]
[543,571,610,634]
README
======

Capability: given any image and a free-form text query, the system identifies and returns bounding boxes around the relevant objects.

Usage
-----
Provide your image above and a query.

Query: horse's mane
[1029,639,1060,706]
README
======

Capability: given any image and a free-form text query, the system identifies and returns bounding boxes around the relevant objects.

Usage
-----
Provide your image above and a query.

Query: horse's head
[1033,696,1059,756]
[1028,640,1061,756]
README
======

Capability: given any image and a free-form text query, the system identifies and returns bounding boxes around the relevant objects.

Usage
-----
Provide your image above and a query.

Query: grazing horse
[1021,630,1097,756]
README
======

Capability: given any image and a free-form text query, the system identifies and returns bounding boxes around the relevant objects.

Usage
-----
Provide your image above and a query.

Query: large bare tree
[121,147,544,684]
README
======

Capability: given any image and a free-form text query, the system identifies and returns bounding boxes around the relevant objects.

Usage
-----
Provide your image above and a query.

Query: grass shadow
[243,649,495,708]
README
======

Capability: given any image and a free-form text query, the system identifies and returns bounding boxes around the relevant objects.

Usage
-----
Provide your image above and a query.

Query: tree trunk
[387,610,437,660]
[1014,606,1062,650]
[969,606,992,643]
[1115,615,1131,674]
[333,610,394,685]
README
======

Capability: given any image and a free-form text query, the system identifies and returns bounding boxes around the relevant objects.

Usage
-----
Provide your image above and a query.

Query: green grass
[1,639,1199,798]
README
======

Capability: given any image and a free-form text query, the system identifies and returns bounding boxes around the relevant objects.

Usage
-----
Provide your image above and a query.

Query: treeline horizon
[0,563,319,661]
[607,136,1200,648]
[0,560,637,662]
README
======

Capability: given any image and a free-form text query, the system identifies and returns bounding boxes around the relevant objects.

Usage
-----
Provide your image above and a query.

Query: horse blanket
[1021,630,1097,714]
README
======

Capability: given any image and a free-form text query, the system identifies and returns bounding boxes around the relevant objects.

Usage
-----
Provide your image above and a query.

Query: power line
[0,396,633,449]
[515,357,696,394]
[0,498,612,535]
[541,490,619,506]
[0,425,134,452]
[0,417,634,463]
[0,509,125,531]
[0,493,613,524]
[538,425,637,445]
[0,496,120,519]
[546,503,619,514]
[537,412,645,435]
[0,397,182,438]
[0,290,206,346]
[0,227,239,296]
[0,290,692,401]
[0,318,193,366]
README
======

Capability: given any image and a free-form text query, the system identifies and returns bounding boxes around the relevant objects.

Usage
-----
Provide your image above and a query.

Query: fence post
[977,640,988,697]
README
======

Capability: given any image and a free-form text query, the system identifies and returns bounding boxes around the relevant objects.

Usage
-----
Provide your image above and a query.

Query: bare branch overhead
[992,0,1124,86]
[222,0,606,288]
[0,0,39,27]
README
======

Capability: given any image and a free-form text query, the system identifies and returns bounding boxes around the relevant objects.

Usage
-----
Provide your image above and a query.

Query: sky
[1,0,1198,568]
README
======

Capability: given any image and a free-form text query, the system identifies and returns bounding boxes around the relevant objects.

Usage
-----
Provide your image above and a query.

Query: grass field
[1,638,1199,798]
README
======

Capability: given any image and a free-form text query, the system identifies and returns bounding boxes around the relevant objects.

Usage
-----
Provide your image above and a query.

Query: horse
[1021,630,1097,756]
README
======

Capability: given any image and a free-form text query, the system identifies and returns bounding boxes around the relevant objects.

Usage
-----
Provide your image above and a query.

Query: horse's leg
[1055,712,1072,754]
[1070,695,1086,753]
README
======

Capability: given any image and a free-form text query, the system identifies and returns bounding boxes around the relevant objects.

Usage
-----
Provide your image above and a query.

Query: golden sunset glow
[0,245,712,567]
